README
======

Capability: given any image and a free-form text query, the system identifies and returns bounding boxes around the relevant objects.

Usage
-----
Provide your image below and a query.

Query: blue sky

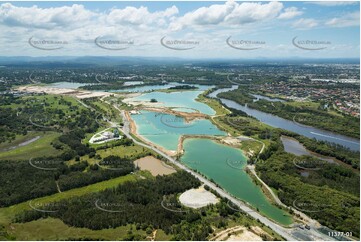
[0,1,359,58]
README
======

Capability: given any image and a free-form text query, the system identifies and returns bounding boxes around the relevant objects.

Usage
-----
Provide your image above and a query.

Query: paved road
[119,110,340,241]
[119,110,301,240]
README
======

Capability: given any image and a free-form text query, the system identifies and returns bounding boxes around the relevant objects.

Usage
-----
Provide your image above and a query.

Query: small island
[168,85,197,90]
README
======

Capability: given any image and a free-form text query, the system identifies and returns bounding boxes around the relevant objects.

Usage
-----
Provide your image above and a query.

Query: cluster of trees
[94,137,134,150]
[168,85,197,90]
[300,157,359,196]
[0,106,29,143]
[220,114,271,138]
[15,171,203,236]
[57,130,95,160]
[225,107,249,117]
[256,147,360,237]
[0,159,58,207]
[13,165,272,240]
[219,88,359,138]
[0,156,135,207]
[0,94,100,144]
[58,157,134,191]
[217,89,254,104]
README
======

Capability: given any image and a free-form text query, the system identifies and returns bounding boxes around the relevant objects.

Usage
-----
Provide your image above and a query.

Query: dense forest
[256,144,360,237]
[0,155,135,207]
[13,169,277,240]
[14,171,212,240]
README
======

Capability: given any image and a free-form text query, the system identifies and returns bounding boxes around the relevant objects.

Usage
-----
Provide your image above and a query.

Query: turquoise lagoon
[131,111,225,151]
[128,90,215,115]
[181,138,293,225]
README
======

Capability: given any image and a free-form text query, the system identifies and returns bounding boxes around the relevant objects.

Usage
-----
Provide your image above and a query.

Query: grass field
[89,99,122,123]
[240,140,263,157]
[272,100,344,118]
[8,218,148,241]
[155,229,171,241]
[0,131,62,160]
[0,131,42,150]
[17,94,86,112]
[196,94,230,116]
[67,144,155,165]
[286,101,319,109]
[217,115,272,136]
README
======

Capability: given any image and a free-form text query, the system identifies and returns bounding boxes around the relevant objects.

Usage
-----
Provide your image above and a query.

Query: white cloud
[227,1,283,24]
[293,18,319,29]
[325,11,359,27]
[106,5,178,27]
[170,1,283,30]
[0,1,358,58]
[0,3,95,29]
[278,7,303,20]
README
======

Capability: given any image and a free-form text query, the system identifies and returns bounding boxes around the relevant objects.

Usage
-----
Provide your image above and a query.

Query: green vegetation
[12,170,281,240]
[0,173,137,224]
[197,92,230,116]
[256,146,359,237]
[158,85,199,93]
[0,93,103,162]
[219,88,359,138]
[221,110,359,168]
[0,155,135,207]
[218,109,360,237]
[169,85,197,90]
[0,94,89,144]
[0,131,62,160]
[217,89,254,105]
[3,63,358,241]
[15,171,203,235]
[8,218,149,241]
[82,97,122,124]
[0,131,45,150]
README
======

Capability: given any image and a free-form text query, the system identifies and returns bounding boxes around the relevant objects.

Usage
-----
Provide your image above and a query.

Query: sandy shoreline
[126,111,178,157]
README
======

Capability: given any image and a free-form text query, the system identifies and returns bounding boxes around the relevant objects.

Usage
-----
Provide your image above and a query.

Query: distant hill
[0,56,358,67]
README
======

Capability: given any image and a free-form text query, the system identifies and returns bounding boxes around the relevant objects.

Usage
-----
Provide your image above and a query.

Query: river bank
[209,87,360,151]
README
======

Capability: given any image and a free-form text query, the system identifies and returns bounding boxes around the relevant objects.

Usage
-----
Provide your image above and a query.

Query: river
[209,86,360,151]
